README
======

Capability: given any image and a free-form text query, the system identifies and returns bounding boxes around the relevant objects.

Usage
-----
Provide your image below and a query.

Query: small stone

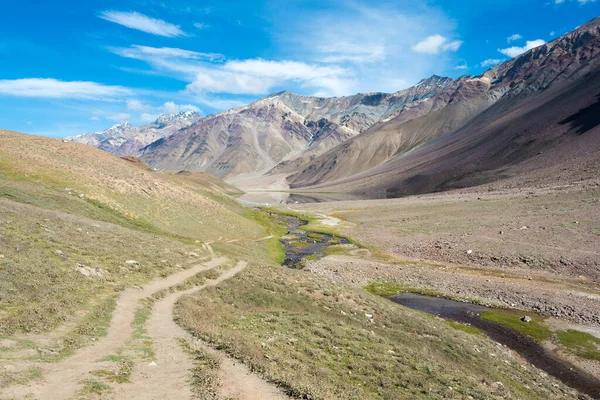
[148,361,157,367]
[55,250,64,257]
[521,316,532,323]
[125,260,139,265]
[466,249,473,255]
[519,226,529,230]
[79,194,85,199]
[365,313,373,319]
[0,254,4,259]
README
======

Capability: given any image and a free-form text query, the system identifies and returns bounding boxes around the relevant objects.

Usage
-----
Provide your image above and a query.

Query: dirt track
[2,255,286,400]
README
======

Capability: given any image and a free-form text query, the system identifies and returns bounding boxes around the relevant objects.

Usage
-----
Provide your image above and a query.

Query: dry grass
[176,262,578,400]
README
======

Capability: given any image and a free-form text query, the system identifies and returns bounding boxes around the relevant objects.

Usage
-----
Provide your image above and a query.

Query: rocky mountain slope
[68,111,201,157]
[289,17,600,193]
[137,76,455,179]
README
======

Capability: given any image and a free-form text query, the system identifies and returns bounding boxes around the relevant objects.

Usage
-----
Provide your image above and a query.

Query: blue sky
[0,0,598,137]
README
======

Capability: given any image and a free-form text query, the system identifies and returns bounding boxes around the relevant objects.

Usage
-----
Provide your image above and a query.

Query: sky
[0,0,598,137]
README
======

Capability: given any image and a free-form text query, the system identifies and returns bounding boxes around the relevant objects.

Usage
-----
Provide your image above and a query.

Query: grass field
[0,129,586,399]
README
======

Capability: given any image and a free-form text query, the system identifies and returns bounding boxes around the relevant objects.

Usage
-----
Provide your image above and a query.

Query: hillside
[0,129,581,399]
[136,76,455,179]
[289,17,600,193]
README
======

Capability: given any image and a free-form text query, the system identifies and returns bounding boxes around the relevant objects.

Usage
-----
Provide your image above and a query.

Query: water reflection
[235,191,396,205]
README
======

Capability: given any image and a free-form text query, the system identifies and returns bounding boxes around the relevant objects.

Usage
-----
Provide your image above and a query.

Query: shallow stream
[274,213,351,268]
[274,212,600,399]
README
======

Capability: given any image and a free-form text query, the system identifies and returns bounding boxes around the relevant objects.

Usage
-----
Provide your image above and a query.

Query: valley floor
[285,184,600,382]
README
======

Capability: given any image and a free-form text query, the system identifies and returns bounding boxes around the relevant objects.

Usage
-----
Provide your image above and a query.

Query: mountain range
[73,17,600,195]
[68,111,201,157]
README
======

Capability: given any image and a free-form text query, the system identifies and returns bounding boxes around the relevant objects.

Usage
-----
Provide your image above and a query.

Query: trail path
[114,260,287,400]
[2,253,287,400]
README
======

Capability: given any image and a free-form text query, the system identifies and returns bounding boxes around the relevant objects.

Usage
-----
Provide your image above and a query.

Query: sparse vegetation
[176,262,574,399]
[179,339,221,399]
[444,321,483,335]
[365,281,444,298]
[558,330,600,361]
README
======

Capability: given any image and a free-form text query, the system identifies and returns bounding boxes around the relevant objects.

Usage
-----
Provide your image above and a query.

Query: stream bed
[274,214,600,399]
[274,212,600,399]
[275,213,352,268]
[390,293,600,399]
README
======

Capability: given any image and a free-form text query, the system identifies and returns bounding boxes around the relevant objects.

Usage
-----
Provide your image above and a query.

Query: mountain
[288,17,600,193]
[68,111,201,157]
[137,76,455,179]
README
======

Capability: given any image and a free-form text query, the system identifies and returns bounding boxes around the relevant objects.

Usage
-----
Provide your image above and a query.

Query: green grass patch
[290,241,310,249]
[481,311,552,341]
[365,281,443,298]
[558,330,600,361]
[444,321,483,335]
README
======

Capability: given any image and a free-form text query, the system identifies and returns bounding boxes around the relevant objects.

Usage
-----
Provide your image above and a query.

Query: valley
[1,10,600,400]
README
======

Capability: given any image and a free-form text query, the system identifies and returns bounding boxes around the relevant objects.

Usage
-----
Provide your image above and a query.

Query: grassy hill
[0,129,581,399]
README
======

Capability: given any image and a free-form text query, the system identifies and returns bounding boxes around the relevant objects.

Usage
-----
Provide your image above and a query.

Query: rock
[188,252,199,257]
[521,316,532,323]
[0,254,4,259]
[365,313,373,319]
[79,194,85,199]
[466,249,473,255]
[148,361,157,367]
[55,250,64,257]
[76,264,104,278]
[125,260,139,265]
[519,226,529,230]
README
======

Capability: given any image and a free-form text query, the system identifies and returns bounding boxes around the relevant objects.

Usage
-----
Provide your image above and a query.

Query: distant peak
[154,111,201,125]
[269,90,297,98]
[416,75,453,86]
[109,121,133,130]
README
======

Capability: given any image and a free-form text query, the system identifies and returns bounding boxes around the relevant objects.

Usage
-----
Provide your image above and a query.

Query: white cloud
[126,99,154,112]
[507,34,522,43]
[0,78,131,99]
[140,112,159,122]
[162,101,200,114]
[555,0,595,4]
[99,11,187,37]
[498,39,546,57]
[550,30,556,36]
[455,63,468,70]
[185,60,354,97]
[112,45,223,62]
[126,100,201,122]
[91,116,100,121]
[480,58,504,68]
[194,22,209,30]
[107,112,131,122]
[412,35,463,54]
[113,3,462,101]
